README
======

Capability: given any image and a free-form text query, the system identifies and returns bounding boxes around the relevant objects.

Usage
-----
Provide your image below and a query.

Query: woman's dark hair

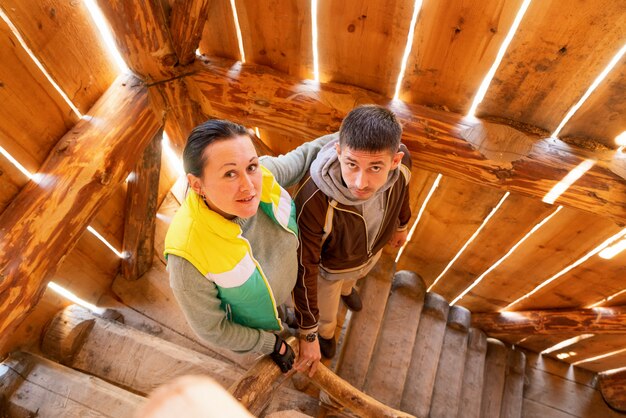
[339,105,402,153]
[183,119,249,177]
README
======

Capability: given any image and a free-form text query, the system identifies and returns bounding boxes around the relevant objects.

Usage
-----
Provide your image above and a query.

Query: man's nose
[355,171,367,189]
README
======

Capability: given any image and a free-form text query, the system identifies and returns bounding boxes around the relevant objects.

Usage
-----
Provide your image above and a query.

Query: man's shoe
[319,336,337,359]
[341,288,363,312]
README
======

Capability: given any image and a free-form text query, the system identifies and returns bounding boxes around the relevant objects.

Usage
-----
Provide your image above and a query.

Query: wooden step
[40,305,319,417]
[457,327,488,418]
[362,270,426,408]
[429,305,471,418]
[500,349,526,418]
[400,292,449,417]
[480,338,509,418]
[0,351,144,417]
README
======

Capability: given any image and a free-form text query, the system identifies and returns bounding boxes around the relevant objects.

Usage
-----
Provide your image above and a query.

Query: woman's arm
[260,133,337,188]
[168,254,276,354]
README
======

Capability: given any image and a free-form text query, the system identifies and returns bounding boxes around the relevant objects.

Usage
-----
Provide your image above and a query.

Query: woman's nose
[240,174,254,192]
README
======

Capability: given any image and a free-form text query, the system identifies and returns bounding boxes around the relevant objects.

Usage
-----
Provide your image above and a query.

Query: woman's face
[187,135,263,219]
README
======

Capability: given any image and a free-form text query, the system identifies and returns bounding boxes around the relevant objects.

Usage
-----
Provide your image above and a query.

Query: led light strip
[393,0,424,100]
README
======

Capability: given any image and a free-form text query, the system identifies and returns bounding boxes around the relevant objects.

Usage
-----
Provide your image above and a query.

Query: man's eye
[347,163,357,169]
[371,166,382,173]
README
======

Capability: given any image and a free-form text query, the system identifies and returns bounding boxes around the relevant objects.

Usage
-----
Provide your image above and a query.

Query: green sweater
[168,136,332,354]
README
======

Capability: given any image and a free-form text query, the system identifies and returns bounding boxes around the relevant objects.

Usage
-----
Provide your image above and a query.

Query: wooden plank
[187,56,626,222]
[523,353,623,417]
[460,208,622,312]
[1,351,145,417]
[516,334,581,357]
[457,328,488,418]
[89,184,128,251]
[336,249,396,389]
[235,0,312,79]
[0,16,78,173]
[546,334,626,370]
[1,0,118,113]
[122,133,162,281]
[399,0,524,114]
[0,159,27,215]
[169,0,211,65]
[317,0,414,97]
[477,1,626,134]
[400,292,449,417]
[429,306,471,418]
[524,350,597,389]
[560,58,626,149]
[599,370,626,413]
[435,193,554,303]
[397,176,505,287]
[472,306,626,335]
[95,0,177,82]
[198,0,240,60]
[0,75,160,346]
[521,398,576,418]
[500,350,525,418]
[363,271,426,408]
[480,339,508,418]
[518,242,626,310]
[155,192,180,264]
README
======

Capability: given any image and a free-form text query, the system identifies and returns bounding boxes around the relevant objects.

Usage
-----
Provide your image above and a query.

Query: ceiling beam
[169,0,211,65]
[471,306,626,335]
[167,56,625,223]
[599,370,626,413]
[0,75,161,347]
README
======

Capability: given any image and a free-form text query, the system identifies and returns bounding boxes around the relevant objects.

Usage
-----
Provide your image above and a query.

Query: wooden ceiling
[0,0,625,375]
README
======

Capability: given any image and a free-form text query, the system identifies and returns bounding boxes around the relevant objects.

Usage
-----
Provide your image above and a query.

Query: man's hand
[294,339,322,377]
[388,228,408,248]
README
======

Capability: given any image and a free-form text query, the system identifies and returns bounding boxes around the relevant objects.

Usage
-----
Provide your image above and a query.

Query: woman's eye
[247,164,258,173]
[225,171,236,178]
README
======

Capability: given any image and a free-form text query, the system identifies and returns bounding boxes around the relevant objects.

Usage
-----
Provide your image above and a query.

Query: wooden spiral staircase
[0,253,526,417]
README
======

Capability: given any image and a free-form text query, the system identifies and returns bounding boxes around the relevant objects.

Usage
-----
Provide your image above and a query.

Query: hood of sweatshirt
[309,137,400,206]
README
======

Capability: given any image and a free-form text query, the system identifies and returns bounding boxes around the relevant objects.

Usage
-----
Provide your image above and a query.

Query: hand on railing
[269,335,295,373]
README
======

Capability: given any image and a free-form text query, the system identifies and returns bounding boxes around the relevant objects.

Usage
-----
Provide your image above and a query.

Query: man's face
[335,143,404,200]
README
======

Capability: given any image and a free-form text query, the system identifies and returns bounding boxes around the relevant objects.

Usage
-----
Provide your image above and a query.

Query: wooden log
[499,350,526,418]
[363,271,426,408]
[336,248,396,389]
[95,0,178,82]
[400,292,450,417]
[0,75,161,348]
[0,351,145,416]
[472,306,626,335]
[599,370,626,413]
[40,305,95,364]
[457,328,488,418]
[169,0,211,65]
[429,305,471,418]
[480,339,508,418]
[122,132,163,281]
[185,56,626,223]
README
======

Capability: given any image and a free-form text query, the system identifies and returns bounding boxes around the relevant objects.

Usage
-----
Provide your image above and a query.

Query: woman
[164,119,326,372]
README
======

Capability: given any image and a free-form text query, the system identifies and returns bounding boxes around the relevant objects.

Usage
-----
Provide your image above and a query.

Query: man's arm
[390,149,412,248]
[260,134,337,188]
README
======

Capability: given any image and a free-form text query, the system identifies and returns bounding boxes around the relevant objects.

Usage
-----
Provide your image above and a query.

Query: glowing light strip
[503,228,626,311]
[162,134,185,177]
[616,131,626,147]
[540,334,594,355]
[87,226,125,258]
[311,0,319,81]
[395,173,442,262]
[230,0,246,63]
[601,365,626,375]
[451,205,562,305]
[467,0,532,117]
[254,127,262,139]
[47,281,106,314]
[0,144,34,180]
[599,238,626,259]
[393,0,424,100]
[587,287,626,309]
[542,159,596,204]
[0,7,81,118]
[552,43,626,138]
[571,347,626,367]
[83,0,128,73]
[429,192,510,292]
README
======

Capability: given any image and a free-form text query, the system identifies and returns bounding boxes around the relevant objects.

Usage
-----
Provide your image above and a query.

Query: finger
[309,361,318,377]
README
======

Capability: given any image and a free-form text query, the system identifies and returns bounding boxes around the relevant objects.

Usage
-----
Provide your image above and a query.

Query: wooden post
[500,350,526,418]
[169,0,211,65]
[480,339,509,418]
[457,328,488,418]
[472,306,626,335]
[0,76,161,347]
[363,271,426,408]
[336,248,396,389]
[122,133,163,281]
[401,292,450,417]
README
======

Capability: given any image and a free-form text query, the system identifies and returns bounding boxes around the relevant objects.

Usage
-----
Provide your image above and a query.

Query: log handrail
[228,337,414,417]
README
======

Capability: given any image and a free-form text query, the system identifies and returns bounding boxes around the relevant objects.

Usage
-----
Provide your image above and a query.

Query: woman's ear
[187,173,203,196]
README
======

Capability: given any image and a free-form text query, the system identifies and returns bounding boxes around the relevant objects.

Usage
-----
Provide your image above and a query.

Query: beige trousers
[317,250,382,339]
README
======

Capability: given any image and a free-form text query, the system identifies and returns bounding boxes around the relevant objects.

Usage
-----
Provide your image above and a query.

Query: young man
[292,105,412,374]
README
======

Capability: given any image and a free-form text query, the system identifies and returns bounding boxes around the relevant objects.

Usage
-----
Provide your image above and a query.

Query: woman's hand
[295,339,322,377]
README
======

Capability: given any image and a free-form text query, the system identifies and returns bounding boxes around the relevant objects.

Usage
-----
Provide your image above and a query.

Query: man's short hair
[339,105,402,153]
